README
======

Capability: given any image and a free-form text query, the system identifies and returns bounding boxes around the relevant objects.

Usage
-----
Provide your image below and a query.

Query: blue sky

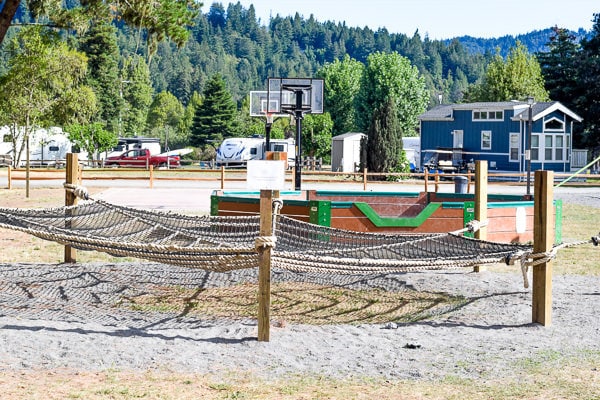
[229,0,597,40]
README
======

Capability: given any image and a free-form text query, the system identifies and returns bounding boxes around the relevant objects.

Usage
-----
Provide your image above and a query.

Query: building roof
[419,101,582,122]
[332,132,366,140]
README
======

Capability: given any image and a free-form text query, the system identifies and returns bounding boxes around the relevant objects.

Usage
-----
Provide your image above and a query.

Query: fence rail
[2,164,600,191]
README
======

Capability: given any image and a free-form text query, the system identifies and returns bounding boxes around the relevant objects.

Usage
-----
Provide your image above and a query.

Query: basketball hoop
[265,112,274,125]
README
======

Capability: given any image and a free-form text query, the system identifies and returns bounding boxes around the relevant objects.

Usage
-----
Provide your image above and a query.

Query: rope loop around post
[255,235,277,251]
[466,219,488,234]
[63,183,89,201]
[272,198,283,215]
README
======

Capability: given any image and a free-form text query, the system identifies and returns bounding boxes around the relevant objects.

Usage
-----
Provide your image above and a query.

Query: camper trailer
[216,136,295,167]
[402,136,421,172]
[0,126,88,167]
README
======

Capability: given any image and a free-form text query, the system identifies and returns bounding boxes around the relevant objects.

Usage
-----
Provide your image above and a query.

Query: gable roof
[512,101,583,122]
[419,101,582,122]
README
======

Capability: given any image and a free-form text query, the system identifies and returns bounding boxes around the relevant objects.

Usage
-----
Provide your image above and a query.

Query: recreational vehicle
[0,126,88,167]
[216,136,295,167]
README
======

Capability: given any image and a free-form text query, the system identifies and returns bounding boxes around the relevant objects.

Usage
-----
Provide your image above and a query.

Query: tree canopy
[465,41,549,102]
[190,74,237,147]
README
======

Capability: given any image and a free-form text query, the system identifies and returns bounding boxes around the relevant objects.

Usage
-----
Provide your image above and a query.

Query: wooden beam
[532,170,553,326]
[474,161,488,272]
[64,153,79,263]
[257,189,273,341]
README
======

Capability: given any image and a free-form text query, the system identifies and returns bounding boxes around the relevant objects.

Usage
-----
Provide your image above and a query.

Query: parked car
[104,148,180,168]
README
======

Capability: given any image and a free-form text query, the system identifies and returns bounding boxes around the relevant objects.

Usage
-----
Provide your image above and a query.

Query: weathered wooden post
[363,167,367,191]
[149,164,154,188]
[257,189,273,342]
[424,169,429,192]
[532,170,553,325]
[220,165,225,189]
[7,165,11,189]
[474,161,488,272]
[64,153,78,263]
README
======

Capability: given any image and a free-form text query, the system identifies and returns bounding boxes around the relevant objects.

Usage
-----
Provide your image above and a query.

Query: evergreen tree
[121,55,153,136]
[537,26,580,105]
[79,22,122,134]
[365,98,402,174]
[575,13,600,149]
[190,74,237,147]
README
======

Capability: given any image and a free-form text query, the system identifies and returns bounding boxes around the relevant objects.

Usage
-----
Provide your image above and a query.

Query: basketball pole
[293,90,304,191]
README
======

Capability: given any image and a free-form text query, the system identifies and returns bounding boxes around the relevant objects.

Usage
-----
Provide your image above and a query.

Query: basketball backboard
[267,78,324,114]
[249,91,292,118]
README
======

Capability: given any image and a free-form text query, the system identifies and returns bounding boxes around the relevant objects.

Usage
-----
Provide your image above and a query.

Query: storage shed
[331,132,366,172]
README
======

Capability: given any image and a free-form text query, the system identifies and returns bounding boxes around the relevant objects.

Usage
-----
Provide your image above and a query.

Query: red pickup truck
[104,148,180,168]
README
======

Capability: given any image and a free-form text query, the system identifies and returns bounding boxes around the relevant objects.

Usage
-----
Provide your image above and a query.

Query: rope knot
[255,235,277,251]
[63,183,89,200]
[466,219,488,233]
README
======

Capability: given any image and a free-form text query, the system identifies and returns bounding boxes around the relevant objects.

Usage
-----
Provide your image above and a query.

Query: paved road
[2,173,599,212]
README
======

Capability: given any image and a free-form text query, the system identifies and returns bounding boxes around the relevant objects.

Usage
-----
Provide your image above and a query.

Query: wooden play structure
[211,163,562,244]
[1,157,585,344]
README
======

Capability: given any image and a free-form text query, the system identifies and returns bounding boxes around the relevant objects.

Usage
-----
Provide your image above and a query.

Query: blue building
[418,101,583,173]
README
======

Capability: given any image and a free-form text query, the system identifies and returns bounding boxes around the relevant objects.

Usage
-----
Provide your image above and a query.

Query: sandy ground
[0,262,599,381]
[0,186,599,382]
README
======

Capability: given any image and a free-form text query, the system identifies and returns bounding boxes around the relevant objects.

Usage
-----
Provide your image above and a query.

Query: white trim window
[472,110,503,121]
[509,133,519,162]
[544,117,565,132]
[543,134,566,161]
[481,130,492,150]
[531,134,540,161]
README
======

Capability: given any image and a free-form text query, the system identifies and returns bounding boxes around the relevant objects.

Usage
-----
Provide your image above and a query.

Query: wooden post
[467,171,472,194]
[474,161,488,272]
[258,189,273,341]
[291,167,296,191]
[149,165,154,188]
[220,165,225,189]
[434,172,439,193]
[424,169,429,192]
[7,165,11,189]
[64,153,78,263]
[363,167,367,191]
[532,170,553,326]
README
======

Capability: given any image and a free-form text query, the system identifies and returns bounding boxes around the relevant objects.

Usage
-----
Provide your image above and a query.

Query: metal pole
[265,122,272,154]
[526,101,533,197]
[294,90,303,191]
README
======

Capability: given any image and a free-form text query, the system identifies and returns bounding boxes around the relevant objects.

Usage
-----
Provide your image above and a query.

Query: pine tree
[537,26,580,105]
[575,13,600,149]
[79,22,122,134]
[190,74,237,147]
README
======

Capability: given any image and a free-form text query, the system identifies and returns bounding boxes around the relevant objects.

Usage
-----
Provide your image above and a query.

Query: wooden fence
[2,164,600,191]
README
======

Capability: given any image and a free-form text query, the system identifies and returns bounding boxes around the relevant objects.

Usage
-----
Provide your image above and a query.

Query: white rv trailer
[215,136,295,167]
[0,126,88,167]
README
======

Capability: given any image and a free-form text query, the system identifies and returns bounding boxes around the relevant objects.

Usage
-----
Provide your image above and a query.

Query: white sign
[515,206,527,233]
[247,160,286,190]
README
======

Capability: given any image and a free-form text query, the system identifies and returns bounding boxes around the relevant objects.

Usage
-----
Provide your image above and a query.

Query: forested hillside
[3,1,588,108]
[117,2,586,107]
[1,1,596,161]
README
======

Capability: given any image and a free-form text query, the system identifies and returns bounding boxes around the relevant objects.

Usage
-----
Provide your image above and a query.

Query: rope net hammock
[0,195,556,276]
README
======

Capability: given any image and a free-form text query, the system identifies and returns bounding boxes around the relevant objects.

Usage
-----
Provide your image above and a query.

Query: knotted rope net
[0,188,597,277]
